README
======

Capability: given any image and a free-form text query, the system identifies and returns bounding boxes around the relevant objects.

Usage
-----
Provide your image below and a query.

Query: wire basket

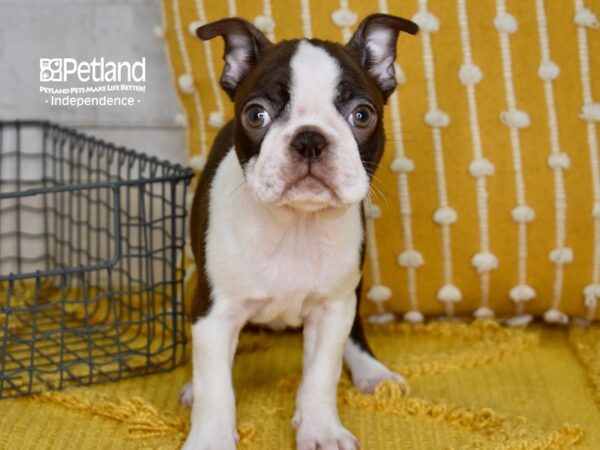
[0,120,194,398]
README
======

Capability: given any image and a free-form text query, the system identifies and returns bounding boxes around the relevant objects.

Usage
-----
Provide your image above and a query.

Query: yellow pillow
[161,0,600,323]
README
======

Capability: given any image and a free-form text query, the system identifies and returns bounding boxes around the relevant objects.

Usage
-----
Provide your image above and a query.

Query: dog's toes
[355,370,409,395]
[179,381,194,408]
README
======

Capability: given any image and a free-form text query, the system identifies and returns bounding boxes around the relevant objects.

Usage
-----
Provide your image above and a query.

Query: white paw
[179,381,193,408]
[293,412,359,450]
[352,360,409,395]
[181,425,238,450]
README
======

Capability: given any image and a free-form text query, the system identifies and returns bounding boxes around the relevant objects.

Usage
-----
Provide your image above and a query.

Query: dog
[180,14,418,450]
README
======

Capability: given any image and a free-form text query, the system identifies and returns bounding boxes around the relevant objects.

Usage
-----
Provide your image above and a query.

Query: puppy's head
[197,15,418,212]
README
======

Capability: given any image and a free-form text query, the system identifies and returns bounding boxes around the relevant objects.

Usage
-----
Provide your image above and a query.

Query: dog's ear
[346,14,418,99]
[197,18,272,100]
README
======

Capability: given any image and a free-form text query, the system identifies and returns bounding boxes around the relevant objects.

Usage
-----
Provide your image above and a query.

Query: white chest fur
[205,149,363,326]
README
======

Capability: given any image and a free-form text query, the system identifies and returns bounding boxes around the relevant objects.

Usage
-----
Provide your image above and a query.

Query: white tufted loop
[364,203,382,219]
[174,113,187,127]
[437,284,462,303]
[188,20,203,37]
[543,309,569,324]
[331,8,358,28]
[575,7,600,28]
[178,73,195,94]
[433,206,458,225]
[509,284,536,302]
[397,250,424,268]
[254,15,275,33]
[189,154,207,172]
[511,205,535,223]
[154,25,165,38]
[368,312,396,324]
[208,111,225,128]
[403,310,424,324]
[583,284,600,309]
[424,109,450,127]
[458,63,483,85]
[580,103,600,122]
[548,247,574,265]
[390,156,415,173]
[547,152,570,170]
[394,64,406,84]
[500,109,531,128]
[411,11,440,33]
[537,60,560,81]
[593,202,600,219]
[468,158,495,177]
[505,314,533,327]
[367,285,392,303]
[474,306,495,319]
[471,251,499,274]
[494,12,518,33]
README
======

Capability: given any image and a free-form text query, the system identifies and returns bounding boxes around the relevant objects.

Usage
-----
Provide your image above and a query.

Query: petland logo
[40,57,146,83]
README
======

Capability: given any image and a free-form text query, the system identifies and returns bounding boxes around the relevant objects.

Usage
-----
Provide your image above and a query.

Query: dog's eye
[348,105,375,128]
[244,105,271,128]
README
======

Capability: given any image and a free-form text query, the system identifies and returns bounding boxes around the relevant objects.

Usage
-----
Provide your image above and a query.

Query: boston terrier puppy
[181,14,418,450]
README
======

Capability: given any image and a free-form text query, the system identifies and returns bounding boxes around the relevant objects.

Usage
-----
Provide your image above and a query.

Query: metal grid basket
[0,120,194,398]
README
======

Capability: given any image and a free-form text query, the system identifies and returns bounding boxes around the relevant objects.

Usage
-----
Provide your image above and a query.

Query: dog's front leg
[293,295,359,450]
[182,303,245,450]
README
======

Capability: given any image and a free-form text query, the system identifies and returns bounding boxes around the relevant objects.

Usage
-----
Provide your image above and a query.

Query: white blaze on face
[245,41,370,211]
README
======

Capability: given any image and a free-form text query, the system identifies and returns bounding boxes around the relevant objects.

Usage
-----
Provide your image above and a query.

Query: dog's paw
[293,412,359,450]
[181,426,238,450]
[179,381,193,408]
[352,360,409,395]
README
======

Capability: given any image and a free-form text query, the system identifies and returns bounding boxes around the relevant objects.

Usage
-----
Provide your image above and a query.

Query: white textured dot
[580,103,600,122]
[178,73,195,94]
[538,60,560,81]
[471,251,499,274]
[394,64,406,84]
[509,284,536,302]
[437,284,462,303]
[474,306,495,319]
[468,158,495,177]
[547,152,570,170]
[254,15,275,33]
[364,203,381,219]
[367,285,392,302]
[154,25,165,38]
[458,63,483,85]
[208,111,225,128]
[403,310,424,323]
[583,283,600,309]
[424,109,450,128]
[189,154,207,172]
[188,20,203,37]
[500,109,530,128]
[411,11,440,33]
[397,250,424,268]
[331,8,357,28]
[549,247,574,265]
[543,309,569,324]
[174,113,187,127]
[368,312,396,324]
[505,314,533,327]
[593,202,600,219]
[433,206,458,225]
[390,156,415,173]
[575,7,600,28]
[511,205,535,223]
[494,12,518,33]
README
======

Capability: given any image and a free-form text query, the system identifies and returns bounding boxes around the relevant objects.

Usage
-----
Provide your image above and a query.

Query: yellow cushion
[161,0,600,321]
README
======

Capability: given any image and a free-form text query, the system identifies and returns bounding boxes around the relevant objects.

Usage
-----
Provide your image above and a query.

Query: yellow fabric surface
[161,0,600,321]
[1,320,599,449]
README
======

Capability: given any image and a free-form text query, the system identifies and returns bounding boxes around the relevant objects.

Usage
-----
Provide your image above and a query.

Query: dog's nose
[289,130,328,161]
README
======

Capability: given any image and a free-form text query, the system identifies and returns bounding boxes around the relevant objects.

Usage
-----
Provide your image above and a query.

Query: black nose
[289,130,328,161]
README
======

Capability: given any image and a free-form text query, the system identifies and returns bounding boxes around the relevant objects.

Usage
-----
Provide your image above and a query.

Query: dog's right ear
[197,18,272,100]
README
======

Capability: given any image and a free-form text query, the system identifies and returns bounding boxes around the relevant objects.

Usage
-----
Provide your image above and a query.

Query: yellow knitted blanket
[1,320,599,449]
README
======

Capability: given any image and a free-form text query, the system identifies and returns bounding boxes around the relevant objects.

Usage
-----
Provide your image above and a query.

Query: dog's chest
[205,150,363,325]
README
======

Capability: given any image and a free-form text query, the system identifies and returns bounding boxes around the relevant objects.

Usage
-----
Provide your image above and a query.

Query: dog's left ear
[346,14,418,100]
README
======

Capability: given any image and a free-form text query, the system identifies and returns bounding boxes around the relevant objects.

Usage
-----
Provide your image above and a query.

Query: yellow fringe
[568,325,600,408]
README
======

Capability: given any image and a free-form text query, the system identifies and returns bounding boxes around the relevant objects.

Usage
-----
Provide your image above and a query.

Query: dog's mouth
[277,172,341,211]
